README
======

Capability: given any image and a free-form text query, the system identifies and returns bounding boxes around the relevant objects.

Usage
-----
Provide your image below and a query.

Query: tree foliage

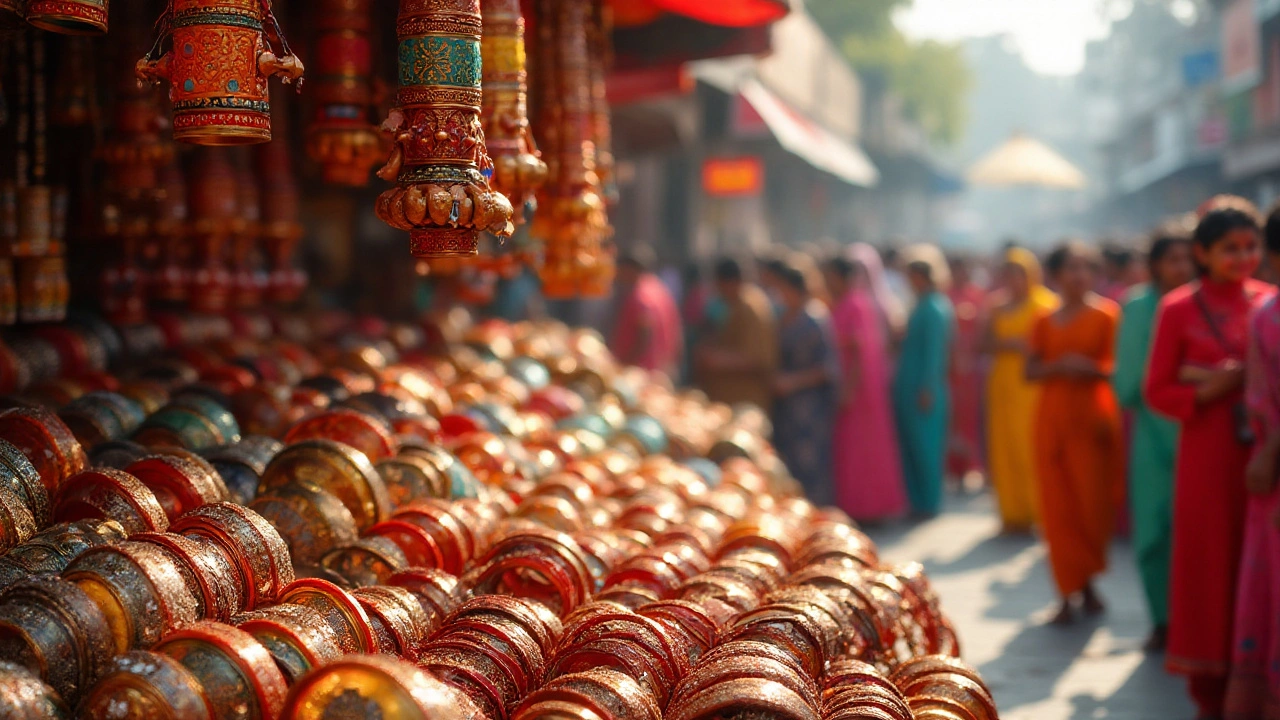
[808,0,971,146]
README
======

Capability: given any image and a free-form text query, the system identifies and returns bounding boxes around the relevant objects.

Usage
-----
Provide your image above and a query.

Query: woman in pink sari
[1226,208,1280,719]
[824,246,907,521]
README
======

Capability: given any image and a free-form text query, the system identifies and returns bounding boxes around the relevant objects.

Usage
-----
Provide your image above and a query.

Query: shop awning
[738,79,879,187]
[611,0,790,27]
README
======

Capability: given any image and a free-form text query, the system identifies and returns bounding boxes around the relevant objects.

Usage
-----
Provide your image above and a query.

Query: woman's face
[1002,263,1030,300]
[1196,227,1262,283]
[907,267,931,296]
[1057,254,1096,299]
[1154,242,1195,291]
[823,268,846,298]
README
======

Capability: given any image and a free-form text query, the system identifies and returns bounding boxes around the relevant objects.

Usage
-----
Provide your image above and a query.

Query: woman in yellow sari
[985,248,1060,532]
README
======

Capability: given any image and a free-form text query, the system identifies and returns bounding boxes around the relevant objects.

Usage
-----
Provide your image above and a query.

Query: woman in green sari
[1112,223,1195,651]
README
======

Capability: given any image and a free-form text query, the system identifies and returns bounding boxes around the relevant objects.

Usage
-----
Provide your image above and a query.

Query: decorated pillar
[531,0,612,298]
[375,0,514,258]
[136,0,304,145]
[306,0,384,186]
[481,0,546,223]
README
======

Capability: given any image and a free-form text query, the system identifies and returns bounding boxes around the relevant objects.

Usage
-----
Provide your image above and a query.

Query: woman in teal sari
[1112,224,1195,650]
[893,245,957,517]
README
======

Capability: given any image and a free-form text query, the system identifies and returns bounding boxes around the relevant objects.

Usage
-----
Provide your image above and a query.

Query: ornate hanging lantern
[24,0,107,35]
[375,0,515,258]
[531,0,612,298]
[136,0,305,146]
[480,0,546,223]
[306,0,384,187]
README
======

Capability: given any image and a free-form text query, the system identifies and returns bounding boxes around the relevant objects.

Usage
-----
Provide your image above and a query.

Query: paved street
[865,492,1195,720]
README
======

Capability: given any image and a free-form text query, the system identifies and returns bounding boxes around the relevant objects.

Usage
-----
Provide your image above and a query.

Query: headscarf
[848,243,906,333]
[1005,247,1058,308]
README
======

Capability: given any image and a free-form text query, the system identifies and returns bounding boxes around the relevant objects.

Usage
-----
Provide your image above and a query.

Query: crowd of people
[600,195,1280,720]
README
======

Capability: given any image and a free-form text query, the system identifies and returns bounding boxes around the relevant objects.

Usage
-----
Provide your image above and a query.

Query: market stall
[0,2,998,719]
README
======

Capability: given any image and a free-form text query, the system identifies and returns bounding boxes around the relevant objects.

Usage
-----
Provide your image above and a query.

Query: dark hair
[1147,223,1192,276]
[779,264,808,293]
[760,257,788,281]
[1193,203,1261,251]
[1266,201,1280,255]
[825,256,856,282]
[617,244,656,272]
[1102,243,1134,269]
[714,257,743,282]
[1045,240,1101,277]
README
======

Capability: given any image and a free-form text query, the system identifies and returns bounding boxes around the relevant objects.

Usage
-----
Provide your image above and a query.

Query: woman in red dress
[1146,200,1276,718]
[947,256,987,483]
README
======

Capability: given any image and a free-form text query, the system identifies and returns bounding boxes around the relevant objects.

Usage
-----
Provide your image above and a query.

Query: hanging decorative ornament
[531,0,612,298]
[375,0,515,258]
[306,0,384,187]
[24,0,107,35]
[136,0,305,146]
[480,0,546,224]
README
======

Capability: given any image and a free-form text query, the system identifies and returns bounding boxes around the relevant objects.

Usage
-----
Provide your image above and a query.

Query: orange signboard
[702,157,765,197]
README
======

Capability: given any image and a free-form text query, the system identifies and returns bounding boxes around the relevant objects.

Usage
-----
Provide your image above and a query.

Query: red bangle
[126,454,229,522]
[171,502,295,609]
[155,621,288,720]
[321,535,409,587]
[55,468,169,535]
[284,409,399,463]
[0,407,86,495]
[276,578,379,655]
[0,576,114,705]
[133,532,245,623]
[386,567,465,634]
[352,586,432,661]
[249,483,359,566]
[260,439,391,532]
[233,604,345,685]
[63,541,201,653]
[281,654,485,719]
[77,651,212,720]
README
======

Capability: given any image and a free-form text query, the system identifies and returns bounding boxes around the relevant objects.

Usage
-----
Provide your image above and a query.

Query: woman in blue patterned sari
[772,262,841,506]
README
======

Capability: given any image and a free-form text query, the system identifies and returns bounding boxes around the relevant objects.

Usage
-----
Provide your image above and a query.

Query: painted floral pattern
[398,36,481,88]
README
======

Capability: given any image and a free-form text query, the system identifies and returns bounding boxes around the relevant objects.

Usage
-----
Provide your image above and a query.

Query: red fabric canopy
[611,0,789,27]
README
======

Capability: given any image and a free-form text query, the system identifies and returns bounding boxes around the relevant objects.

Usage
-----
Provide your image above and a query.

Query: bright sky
[895,0,1113,76]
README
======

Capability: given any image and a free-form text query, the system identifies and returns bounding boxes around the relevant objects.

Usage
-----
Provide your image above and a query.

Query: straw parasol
[966,133,1086,190]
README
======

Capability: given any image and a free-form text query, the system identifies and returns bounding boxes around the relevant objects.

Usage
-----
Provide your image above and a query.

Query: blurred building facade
[1216,0,1280,207]
[1084,2,1225,235]
[606,0,955,264]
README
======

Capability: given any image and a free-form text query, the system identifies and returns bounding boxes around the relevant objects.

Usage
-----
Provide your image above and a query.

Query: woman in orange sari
[1027,242,1125,625]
